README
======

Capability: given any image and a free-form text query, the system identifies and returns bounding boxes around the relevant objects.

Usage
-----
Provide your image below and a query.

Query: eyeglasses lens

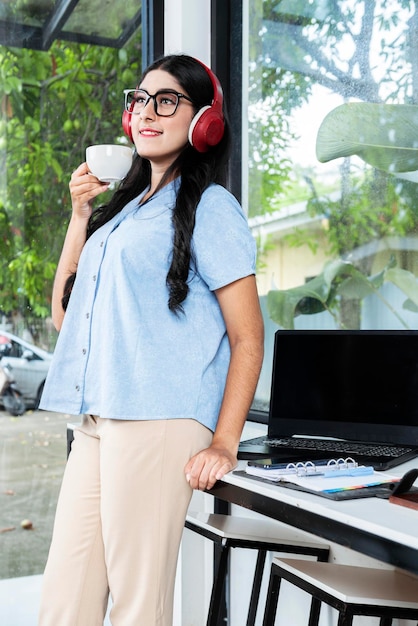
[125,90,179,116]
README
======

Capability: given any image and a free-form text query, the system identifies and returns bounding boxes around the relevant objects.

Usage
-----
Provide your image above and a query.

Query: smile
[139,128,162,136]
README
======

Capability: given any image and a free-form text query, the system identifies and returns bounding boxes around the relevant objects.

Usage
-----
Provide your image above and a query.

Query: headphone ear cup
[189,105,225,153]
[122,109,133,142]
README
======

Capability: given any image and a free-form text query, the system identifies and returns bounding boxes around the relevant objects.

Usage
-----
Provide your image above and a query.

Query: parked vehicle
[0,361,25,416]
[0,330,52,409]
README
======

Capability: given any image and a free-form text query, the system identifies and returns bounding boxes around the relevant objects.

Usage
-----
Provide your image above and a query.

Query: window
[0,0,158,601]
[245,1,418,411]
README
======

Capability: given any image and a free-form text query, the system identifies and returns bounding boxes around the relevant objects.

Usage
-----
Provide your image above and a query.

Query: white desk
[208,427,418,576]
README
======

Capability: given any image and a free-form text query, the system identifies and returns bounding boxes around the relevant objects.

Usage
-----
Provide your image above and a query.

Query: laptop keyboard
[264,437,413,458]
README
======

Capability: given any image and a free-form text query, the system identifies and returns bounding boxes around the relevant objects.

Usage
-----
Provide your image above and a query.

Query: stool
[262,557,418,626]
[185,512,330,626]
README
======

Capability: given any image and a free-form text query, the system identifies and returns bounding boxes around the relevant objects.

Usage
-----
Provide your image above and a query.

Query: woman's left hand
[184,445,237,491]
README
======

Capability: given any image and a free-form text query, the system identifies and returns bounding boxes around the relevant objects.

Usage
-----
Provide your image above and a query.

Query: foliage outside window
[0,39,141,347]
[247,0,418,408]
[0,33,142,588]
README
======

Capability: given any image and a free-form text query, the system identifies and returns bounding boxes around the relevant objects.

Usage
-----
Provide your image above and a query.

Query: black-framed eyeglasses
[123,88,194,117]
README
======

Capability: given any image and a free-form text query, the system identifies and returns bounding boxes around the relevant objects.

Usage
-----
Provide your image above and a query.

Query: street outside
[0,409,70,581]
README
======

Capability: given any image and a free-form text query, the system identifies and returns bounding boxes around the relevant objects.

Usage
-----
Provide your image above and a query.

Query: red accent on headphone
[122,97,134,142]
[122,59,225,153]
[188,60,224,153]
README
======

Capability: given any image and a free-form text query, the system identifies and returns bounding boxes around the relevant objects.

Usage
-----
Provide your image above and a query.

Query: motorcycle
[0,360,25,416]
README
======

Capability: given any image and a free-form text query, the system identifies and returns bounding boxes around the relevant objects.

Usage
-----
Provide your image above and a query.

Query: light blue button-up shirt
[40,180,256,431]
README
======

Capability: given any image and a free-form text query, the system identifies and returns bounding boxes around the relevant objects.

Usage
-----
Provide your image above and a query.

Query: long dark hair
[62,54,232,313]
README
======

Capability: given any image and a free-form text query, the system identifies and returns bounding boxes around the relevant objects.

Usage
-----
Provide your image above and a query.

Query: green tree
[0,38,141,323]
[247,0,313,217]
[253,0,418,211]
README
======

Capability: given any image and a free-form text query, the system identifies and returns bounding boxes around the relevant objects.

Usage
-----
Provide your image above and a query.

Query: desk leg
[247,550,267,626]
[211,498,229,625]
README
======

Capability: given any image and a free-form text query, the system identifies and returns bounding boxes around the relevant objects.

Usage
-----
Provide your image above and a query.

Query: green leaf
[266,258,418,329]
[384,267,418,307]
[316,103,418,174]
[403,299,418,313]
[3,76,22,95]
[267,259,354,328]
[337,275,375,299]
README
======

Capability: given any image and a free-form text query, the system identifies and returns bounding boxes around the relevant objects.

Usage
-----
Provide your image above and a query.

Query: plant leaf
[316,103,418,173]
[266,258,417,329]
[384,267,418,307]
[337,275,375,299]
[267,259,359,328]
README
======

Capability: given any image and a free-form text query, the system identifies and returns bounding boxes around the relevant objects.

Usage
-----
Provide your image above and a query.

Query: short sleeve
[192,184,257,290]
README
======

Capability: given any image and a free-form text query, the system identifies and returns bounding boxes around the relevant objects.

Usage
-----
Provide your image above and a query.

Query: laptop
[238,329,418,470]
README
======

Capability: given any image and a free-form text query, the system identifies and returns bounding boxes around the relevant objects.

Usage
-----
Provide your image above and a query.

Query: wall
[164,0,211,63]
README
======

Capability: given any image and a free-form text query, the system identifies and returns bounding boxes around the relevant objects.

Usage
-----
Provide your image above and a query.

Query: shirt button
[75,385,80,392]
[100,241,104,247]
[82,348,86,355]
[92,275,97,282]
[86,312,90,319]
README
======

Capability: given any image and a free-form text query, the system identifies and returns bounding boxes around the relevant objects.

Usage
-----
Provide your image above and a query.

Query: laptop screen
[268,330,418,446]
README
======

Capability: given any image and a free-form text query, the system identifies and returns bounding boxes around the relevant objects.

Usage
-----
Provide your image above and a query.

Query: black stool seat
[263,557,418,626]
[185,512,330,626]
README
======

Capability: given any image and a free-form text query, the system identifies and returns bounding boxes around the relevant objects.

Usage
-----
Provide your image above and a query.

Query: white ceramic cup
[86,144,133,182]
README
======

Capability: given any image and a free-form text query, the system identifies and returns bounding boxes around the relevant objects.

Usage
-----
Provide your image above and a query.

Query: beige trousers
[38,415,212,626]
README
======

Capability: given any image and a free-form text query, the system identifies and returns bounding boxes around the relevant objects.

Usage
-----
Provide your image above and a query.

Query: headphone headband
[195,59,224,116]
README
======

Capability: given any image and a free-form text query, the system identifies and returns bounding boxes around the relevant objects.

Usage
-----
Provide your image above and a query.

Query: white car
[0,330,52,409]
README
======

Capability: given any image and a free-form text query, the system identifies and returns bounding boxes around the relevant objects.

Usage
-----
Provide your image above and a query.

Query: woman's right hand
[69,162,109,220]
[51,162,110,330]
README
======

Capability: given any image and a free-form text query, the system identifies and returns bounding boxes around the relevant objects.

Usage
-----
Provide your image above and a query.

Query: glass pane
[0,7,142,621]
[247,1,418,409]
[64,0,140,39]
[0,0,55,27]
[0,0,140,46]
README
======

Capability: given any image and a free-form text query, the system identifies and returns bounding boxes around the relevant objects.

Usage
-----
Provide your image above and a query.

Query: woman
[38,54,264,626]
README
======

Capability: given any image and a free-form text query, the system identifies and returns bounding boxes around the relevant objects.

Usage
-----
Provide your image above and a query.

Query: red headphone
[122,59,225,153]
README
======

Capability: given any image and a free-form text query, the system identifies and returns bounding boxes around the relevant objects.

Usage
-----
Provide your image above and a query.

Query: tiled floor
[0,576,112,625]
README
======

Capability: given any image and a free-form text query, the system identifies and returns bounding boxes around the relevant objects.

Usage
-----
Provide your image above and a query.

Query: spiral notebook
[234,457,400,500]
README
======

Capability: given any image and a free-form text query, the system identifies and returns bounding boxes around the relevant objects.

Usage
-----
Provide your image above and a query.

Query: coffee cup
[86,144,133,182]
